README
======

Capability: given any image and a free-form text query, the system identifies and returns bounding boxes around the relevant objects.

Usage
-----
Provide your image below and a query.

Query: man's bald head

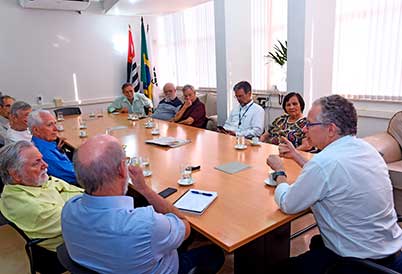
[163,83,177,101]
[73,134,126,194]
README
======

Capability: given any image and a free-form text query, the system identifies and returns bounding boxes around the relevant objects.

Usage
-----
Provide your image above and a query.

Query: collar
[32,136,57,148]
[81,193,134,209]
[240,100,254,110]
[5,177,54,198]
[322,135,354,151]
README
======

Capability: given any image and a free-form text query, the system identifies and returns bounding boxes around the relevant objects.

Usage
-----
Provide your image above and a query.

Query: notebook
[174,189,218,215]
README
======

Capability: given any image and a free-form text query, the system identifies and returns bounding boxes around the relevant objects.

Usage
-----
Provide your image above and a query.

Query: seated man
[29,110,77,185]
[108,83,153,116]
[62,135,224,274]
[219,81,264,138]
[173,85,207,128]
[0,141,83,253]
[152,82,182,121]
[0,95,15,145]
[5,101,32,144]
[266,95,402,274]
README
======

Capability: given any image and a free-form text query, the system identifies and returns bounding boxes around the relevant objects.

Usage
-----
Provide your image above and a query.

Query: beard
[22,169,48,187]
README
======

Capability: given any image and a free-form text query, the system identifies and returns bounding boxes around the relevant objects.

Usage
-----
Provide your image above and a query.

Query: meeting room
[1,0,402,273]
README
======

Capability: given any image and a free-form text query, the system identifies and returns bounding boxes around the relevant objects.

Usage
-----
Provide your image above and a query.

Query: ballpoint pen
[191,190,213,197]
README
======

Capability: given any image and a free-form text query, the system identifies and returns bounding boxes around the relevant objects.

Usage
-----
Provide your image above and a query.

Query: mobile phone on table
[191,165,201,171]
[158,187,178,198]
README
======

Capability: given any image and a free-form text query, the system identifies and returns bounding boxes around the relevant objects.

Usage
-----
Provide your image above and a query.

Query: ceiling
[105,0,211,16]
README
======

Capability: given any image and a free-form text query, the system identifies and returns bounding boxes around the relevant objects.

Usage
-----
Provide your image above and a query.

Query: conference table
[60,113,311,274]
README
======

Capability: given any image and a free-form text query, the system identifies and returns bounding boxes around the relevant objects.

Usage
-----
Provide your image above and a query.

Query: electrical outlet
[37,95,43,105]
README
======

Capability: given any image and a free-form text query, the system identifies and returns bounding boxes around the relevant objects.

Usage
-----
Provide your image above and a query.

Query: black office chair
[56,243,98,274]
[54,107,82,116]
[0,210,65,274]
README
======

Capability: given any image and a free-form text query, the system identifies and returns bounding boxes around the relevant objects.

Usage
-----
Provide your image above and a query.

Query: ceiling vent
[19,0,91,11]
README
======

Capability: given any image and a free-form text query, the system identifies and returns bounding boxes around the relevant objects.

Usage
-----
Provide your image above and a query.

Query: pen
[191,190,213,197]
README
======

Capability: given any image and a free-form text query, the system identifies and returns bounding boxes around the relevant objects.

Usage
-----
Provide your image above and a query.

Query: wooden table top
[60,113,311,252]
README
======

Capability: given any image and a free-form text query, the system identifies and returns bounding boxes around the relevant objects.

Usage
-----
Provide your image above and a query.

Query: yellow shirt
[0,177,83,252]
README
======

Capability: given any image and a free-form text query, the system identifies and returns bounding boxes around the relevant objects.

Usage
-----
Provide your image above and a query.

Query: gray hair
[28,109,53,131]
[0,95,15,106]
[73,140,125,194]
[10,101,31,117]
[182,84,195,94]
[313,94,357,136]
[0,141,34,185]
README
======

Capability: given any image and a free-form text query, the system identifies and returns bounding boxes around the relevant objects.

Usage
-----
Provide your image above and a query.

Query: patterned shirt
[266,114,306,147]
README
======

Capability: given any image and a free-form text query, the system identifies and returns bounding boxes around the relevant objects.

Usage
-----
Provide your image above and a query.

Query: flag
[140,17,153,100]
[127,25,140,92]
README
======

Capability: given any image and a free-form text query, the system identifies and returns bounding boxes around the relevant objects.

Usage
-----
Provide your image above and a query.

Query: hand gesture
[128,165,149,194]
[278,136,299,160]
[57,137,66,151]
[183,98,192,108]
[120,107,129,113]
[266,155,284,171]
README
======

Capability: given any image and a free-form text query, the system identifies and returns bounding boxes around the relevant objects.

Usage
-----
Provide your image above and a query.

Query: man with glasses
[266,95,402,274]
[218,81,264,138]
[0,95,15,145]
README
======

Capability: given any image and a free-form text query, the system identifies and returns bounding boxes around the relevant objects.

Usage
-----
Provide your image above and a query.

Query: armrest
[363,132,402,163]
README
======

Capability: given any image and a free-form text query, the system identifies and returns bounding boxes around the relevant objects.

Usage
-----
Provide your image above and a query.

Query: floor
[0,214,318,274]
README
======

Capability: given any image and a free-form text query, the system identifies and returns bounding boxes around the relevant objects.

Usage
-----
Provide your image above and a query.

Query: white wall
[0,1,149,107]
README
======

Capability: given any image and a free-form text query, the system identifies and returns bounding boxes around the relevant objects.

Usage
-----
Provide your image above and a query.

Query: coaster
[177,178,195,186]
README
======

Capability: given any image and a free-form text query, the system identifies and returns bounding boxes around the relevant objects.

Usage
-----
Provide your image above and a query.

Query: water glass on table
[57,111,64,121]
[236,133,245,147]
[179,164,192,183]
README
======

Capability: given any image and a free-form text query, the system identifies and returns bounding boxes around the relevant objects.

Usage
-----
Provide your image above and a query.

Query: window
[154,2,216,89]
[251,0,287,91]
[332,0,402,100]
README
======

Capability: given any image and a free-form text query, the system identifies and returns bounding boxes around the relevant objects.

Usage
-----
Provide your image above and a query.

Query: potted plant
[265,40,287,66]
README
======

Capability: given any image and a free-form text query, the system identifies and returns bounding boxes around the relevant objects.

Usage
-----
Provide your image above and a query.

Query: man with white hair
[29,109,77,184]
[0,141,82,270]
[152,83,182,120]
[5,101,32,144]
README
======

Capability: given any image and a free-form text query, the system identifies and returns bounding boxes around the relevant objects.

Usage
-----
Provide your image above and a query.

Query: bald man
[152,83,182,121]
[62,135,224,274]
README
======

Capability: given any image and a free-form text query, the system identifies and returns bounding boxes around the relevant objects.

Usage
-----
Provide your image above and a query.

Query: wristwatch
[272,171,287,182]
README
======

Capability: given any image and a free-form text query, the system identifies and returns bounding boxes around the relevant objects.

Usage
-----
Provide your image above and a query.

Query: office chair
[0,210,65,274]
[54,107,82,116]
[56,243,98,274]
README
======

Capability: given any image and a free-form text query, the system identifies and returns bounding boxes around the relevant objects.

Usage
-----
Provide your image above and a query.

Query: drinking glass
[57,112,64,121]
[180,164,192,183]
[79,119,87,129]
[141,156,152,177]
[236,133,245,147]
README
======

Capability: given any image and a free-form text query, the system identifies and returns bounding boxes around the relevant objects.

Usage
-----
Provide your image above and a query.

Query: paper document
[215,162,250,174]
[174,189,218,214]
[145,137,191,148]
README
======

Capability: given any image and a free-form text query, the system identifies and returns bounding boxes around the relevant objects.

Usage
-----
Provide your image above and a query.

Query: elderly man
[62,135,224,274]
[5,101,32,144]
[218,81,264,138]
[29,109,77,184]
[0,95,15,145]
[266,95,402,274]
[0,141,82,266]
[108,82,153,116]
[152,83,182,120]
[173,84,207,128]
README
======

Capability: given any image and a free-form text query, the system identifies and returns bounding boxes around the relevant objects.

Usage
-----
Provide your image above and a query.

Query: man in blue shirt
[152,83,182,121]
[29,110,77,184]
[61,134,224,274]
[108,83,153,116]
[266,95,402,274]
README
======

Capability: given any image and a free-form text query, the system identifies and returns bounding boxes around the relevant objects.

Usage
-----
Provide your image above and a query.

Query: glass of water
[236,132,245,147]
[141,156,152,177]
[180,163,192,183]
[57,111,64,121]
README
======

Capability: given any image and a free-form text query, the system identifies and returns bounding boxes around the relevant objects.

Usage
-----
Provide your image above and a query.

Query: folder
[174,189,218,215]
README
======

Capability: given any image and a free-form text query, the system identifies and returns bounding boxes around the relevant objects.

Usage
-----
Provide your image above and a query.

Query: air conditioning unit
[19,0,91,11]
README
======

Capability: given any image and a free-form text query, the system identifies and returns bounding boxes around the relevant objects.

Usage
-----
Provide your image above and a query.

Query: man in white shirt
[0,95,15,145]
[5,101,32,144]
[266,95,402,274]
[218,81,264,138]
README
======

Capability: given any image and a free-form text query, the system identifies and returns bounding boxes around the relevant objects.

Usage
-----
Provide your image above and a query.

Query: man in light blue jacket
[108,83,153,116]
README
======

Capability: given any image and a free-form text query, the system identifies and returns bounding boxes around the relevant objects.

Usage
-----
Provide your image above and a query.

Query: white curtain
[251,0,287,91]
[154,2,216,89]
[332,0,402,100]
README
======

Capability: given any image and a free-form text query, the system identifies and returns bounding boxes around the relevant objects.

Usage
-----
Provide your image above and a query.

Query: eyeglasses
[305,122,324,129]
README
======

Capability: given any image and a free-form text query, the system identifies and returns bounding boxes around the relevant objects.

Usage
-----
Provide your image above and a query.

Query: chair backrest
[54,107,82,116]
[388,111,402,149]
[57,243,98,274]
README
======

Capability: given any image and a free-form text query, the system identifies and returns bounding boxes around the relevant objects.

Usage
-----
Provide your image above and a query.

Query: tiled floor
[0,214,318,274]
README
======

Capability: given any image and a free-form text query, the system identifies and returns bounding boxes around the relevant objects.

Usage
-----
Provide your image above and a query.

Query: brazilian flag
[140,17,153,100]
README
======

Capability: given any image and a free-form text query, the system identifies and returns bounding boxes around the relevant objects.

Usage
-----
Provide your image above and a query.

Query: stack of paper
[145,136,191,148]
[174,189,218,215]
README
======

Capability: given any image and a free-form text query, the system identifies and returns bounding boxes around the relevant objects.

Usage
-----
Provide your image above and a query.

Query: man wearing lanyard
[218,81,264,138]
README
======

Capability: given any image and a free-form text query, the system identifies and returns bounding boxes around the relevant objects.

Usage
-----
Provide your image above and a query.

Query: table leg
[234,222,290,274]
